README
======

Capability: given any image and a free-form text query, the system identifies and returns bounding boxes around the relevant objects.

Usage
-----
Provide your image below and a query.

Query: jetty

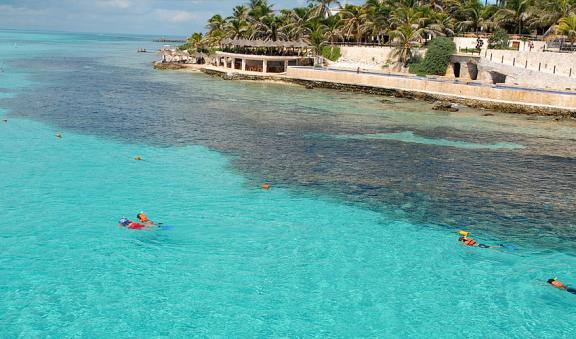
[153,38,186,43]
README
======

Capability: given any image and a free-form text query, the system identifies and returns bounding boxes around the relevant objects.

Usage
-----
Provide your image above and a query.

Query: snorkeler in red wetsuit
[119,218,146,230]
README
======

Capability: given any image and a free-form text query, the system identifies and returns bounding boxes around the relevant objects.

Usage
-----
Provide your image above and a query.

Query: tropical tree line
[179,0,576,64]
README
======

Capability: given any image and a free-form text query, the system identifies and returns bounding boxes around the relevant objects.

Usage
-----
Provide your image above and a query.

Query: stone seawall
[286,67,576,117]
[197,66,576,117]
[284,78,574,117]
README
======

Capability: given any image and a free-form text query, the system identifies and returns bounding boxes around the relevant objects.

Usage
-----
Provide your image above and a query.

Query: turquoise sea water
[1,30,576,337]
[333,131,525,149]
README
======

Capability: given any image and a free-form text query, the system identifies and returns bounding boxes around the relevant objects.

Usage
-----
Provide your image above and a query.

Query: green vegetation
[407,54,425,76]
[488,29,511,49]
[179,32,204,52]
[182,0,576,57]
[459,47,481,54]
[321,46,341,61]
[554,14,576,43]
[408,37,455,76]
[419,37,456,75]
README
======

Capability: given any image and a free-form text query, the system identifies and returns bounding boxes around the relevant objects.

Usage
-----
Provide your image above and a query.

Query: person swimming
[119,217,147,230]
[547,278,576,295]
[136,212,154,225]
[458,231,500,249]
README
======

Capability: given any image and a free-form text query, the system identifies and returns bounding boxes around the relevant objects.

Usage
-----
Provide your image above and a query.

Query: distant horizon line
[0,27,188,39]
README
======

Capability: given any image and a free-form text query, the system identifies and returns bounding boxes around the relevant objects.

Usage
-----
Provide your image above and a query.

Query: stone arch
[467,62,479,80]
[489,71,507,84]
[453,63,461,78]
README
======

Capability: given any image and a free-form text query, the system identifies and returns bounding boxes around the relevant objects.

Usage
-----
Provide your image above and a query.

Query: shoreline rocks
[159,65,576,118]
[153,62,187,70]
[432,101,460,112]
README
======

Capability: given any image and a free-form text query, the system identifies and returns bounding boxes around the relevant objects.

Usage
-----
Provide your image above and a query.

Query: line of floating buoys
[261,183,271,190]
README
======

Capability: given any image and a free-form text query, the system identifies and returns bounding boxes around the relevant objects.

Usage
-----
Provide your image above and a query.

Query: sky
[0,0,364,36]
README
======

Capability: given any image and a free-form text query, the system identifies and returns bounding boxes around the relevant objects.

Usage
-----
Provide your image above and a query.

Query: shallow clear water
[1,30,576,337]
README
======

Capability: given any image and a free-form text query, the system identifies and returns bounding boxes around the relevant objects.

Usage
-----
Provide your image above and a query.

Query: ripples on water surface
[7,51,576,250]
[1,30,576,337]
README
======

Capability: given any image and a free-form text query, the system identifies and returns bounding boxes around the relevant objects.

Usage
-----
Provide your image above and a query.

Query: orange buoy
[261,184,271,190]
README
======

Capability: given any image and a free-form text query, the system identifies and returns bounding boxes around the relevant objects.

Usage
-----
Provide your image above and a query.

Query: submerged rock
[432,101,460,112]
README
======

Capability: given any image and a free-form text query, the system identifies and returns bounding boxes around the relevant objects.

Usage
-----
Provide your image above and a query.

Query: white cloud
[153,9,196,23]
[95,0,132,9]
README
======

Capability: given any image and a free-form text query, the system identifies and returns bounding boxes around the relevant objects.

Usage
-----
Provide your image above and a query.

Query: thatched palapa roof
[221,38,309,48]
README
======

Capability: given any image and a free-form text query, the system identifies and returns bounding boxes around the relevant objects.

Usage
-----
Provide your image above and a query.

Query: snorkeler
[119,217,148,230]
[547,278,576,295]
[136,212,154,225]
[458,231,501,249]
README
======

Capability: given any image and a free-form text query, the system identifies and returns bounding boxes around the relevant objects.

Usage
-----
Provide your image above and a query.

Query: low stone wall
[338,46,426,67]
[454,37,548,53]
[482,49,576,78]
[285,67,576,116]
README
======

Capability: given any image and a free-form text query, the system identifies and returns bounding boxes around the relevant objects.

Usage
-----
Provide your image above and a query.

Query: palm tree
[340,4,366,42]
[283,7,313,40]
[197,0,573,54]
[307,25,329,63]
[226,19,249,39]
[529,0,575,33]
[554,14,576,42]
[390,6,426,28]
[249,0,274,20]
[207,14,226,34]
[308,0,341,19]
[188,32,203,48]
[494,0,533,34]
[231,5,250,20]
[362,0,392,43]
[252,15,287,41]
[389,23,424,66]
[205,14,226,46]
[324,15,344,45]
[458,0,488,33]
[430,11,456,37]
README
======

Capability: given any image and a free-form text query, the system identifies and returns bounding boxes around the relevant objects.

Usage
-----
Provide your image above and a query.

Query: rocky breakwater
[153,61,187,70]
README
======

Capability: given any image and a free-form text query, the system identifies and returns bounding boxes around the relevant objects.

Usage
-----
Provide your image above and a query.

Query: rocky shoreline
[158,63,576,118]
[284,78,576,118]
